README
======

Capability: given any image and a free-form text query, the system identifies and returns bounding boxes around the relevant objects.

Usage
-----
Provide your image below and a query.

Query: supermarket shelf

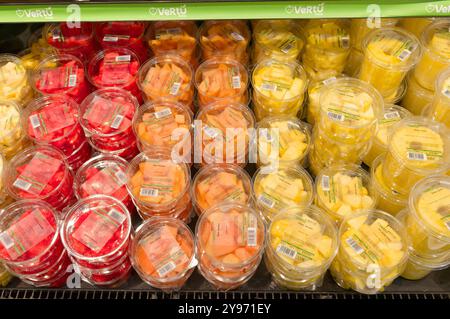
[0,1,449,23]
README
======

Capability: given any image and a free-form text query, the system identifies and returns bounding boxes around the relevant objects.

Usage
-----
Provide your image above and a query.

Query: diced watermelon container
[32,54,92,104]
[95,22,149,64]
[24,95,88,158]
[87,48,142,102]
[74,154,134,213]
[61,195,132,271]
[88,136,139,161]
[44,23,99,63]
[0,200,70,287]
[5,146,75,211]
[79,88,138,150]
[130,217,197,291]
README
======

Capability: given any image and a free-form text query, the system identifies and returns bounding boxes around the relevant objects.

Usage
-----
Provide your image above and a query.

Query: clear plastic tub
[402,72,434,115]
[195,57,248,108]
[252,59,307,120]
[350,18,399,51]
[5,146,75,211]
[24,94,87,157]
[370,155,408,216]
[359,27,421,98]
[131,217,196,291]
[138,55,194,109]
[79,87,138,150]
[20,27,56,71]
[199,20,250,65]
[413,20,450,91]
[31,54,92,104]
[195,102,255,166]
[383,117,450,195]
[95,22,149,63]
[330,210,409,294]
[252,20,304,64]
[256,116,311,167]
[87,48,141,102]
[74,154,133,213]
[0,100,29,159]
[89,136,139,161]
[126,149,192,222]
[315,164,375,224]
[363,105,412,167]
[195,203,265,291]
[264,205,338,290]
[345,48,364,77]
[192,164,252,216]
[425,67,450,128]
[252,165,314,223]
[0,263,12,287]
[0,154,13,209]
[0,54,33,106]
[398,18,436,39]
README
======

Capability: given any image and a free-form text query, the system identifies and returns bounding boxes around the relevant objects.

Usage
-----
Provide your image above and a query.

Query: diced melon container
[413,20,450,91]
[382,117,450,195]
[252,20,305,64]
[350,18,399,51]
[0,100,29,159]
[370,155,408,216]
[252,165,314,223]
[264,206,338,290]
[315,164,375,224]
[195,203,265,291]
[0,54,33,106]
[256,116,311,167]
[330,210,409,294]
[317,77,383,144]
[425,67,450,128]
[402,72,434,115]
[363,104,412,167]
[359,28,421,98]
[130,217,197,291]
[252,59,308,120]
[194,57,249,109]
[192,164,252,216]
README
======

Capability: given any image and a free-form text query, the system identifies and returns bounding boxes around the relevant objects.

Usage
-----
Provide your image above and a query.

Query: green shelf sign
[0,1,449,23]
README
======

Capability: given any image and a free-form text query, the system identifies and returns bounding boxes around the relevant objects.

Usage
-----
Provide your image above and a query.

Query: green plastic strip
[1,1,449,23]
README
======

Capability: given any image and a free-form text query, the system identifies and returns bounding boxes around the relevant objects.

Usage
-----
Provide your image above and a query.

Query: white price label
[140,188,159,197]
[110,114,124,129]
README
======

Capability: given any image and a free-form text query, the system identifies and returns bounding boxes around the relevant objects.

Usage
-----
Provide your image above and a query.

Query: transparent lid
[435,67,450,102]
[147,21,197,57]
[0,54,28,94]
[199,20,250,52]
[0,99,22,148]
[307,74,347,97]
[61,195,132,260]
[374,104,412,146]
[95,22,147,47]
[44,23,95,50]
[421,20,450,61]
[80,88,138,137]
[305,19,351,52]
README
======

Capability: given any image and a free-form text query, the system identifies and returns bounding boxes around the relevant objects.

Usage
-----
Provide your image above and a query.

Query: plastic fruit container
[413,20,450,91]
[256,116,311,167]
[0,54,33,106]
[89,136,139,161]
[363,105,412,167]
[31,54,92,103]
[195,57,248,109]
[252,165,314,223]
[192,164,252,216]
[131,217,197,291]
[402,72,434,115]
[382,117,450,195]
[425,67,450,128]
[74,154,133,213]
[195,102,255,166]
[5,146,75,211]
[0,264,12,287]
[196,203,265,291]
[315,164,375,224]
[0,154,13,209]
[330,210,409,294]
[126,149,192,222]
[199,20,250,65]
[87,48,141,102]
[20,27,56,71]
[44,23,98,63]
[95,22,149,63]
[79,88,138,150]
[252,59,307,120]
[398,18,436,38]
[359,27,421,98]
[0,100,29,159]
[24,94,87,158]
[264,206,338,290]
[350,18,399,51]
[345,48,364,77]
[252,20,304,64]
[138,55,194,109]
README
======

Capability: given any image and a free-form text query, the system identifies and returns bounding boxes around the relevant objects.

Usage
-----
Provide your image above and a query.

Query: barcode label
[397,49,412,61]
[140,188,159,197]
[114,170,127,186]
[384,111,400,120]
[0,232,14,249]
[322,77,336,85]
[327,111,344,122]
[276,244,297,259]
[157,261,176,277]
[29,114,41,129]
[322,175,330,191]
[230,32,244,41]
[154,108,172,119]
[110,114,124,129]
[170,82,181,95]
[260,83,277,92]
[107,208,126,225]
[68,74,77,87]
[247,227,257,247]
[407,152,427,161]
[103,36,119,42]
[258,194,275,208]
[231,75,241,89]
[13,178,31,191]
[346,237,364,254]
[203,126,219,139]
[115,55,131,62]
